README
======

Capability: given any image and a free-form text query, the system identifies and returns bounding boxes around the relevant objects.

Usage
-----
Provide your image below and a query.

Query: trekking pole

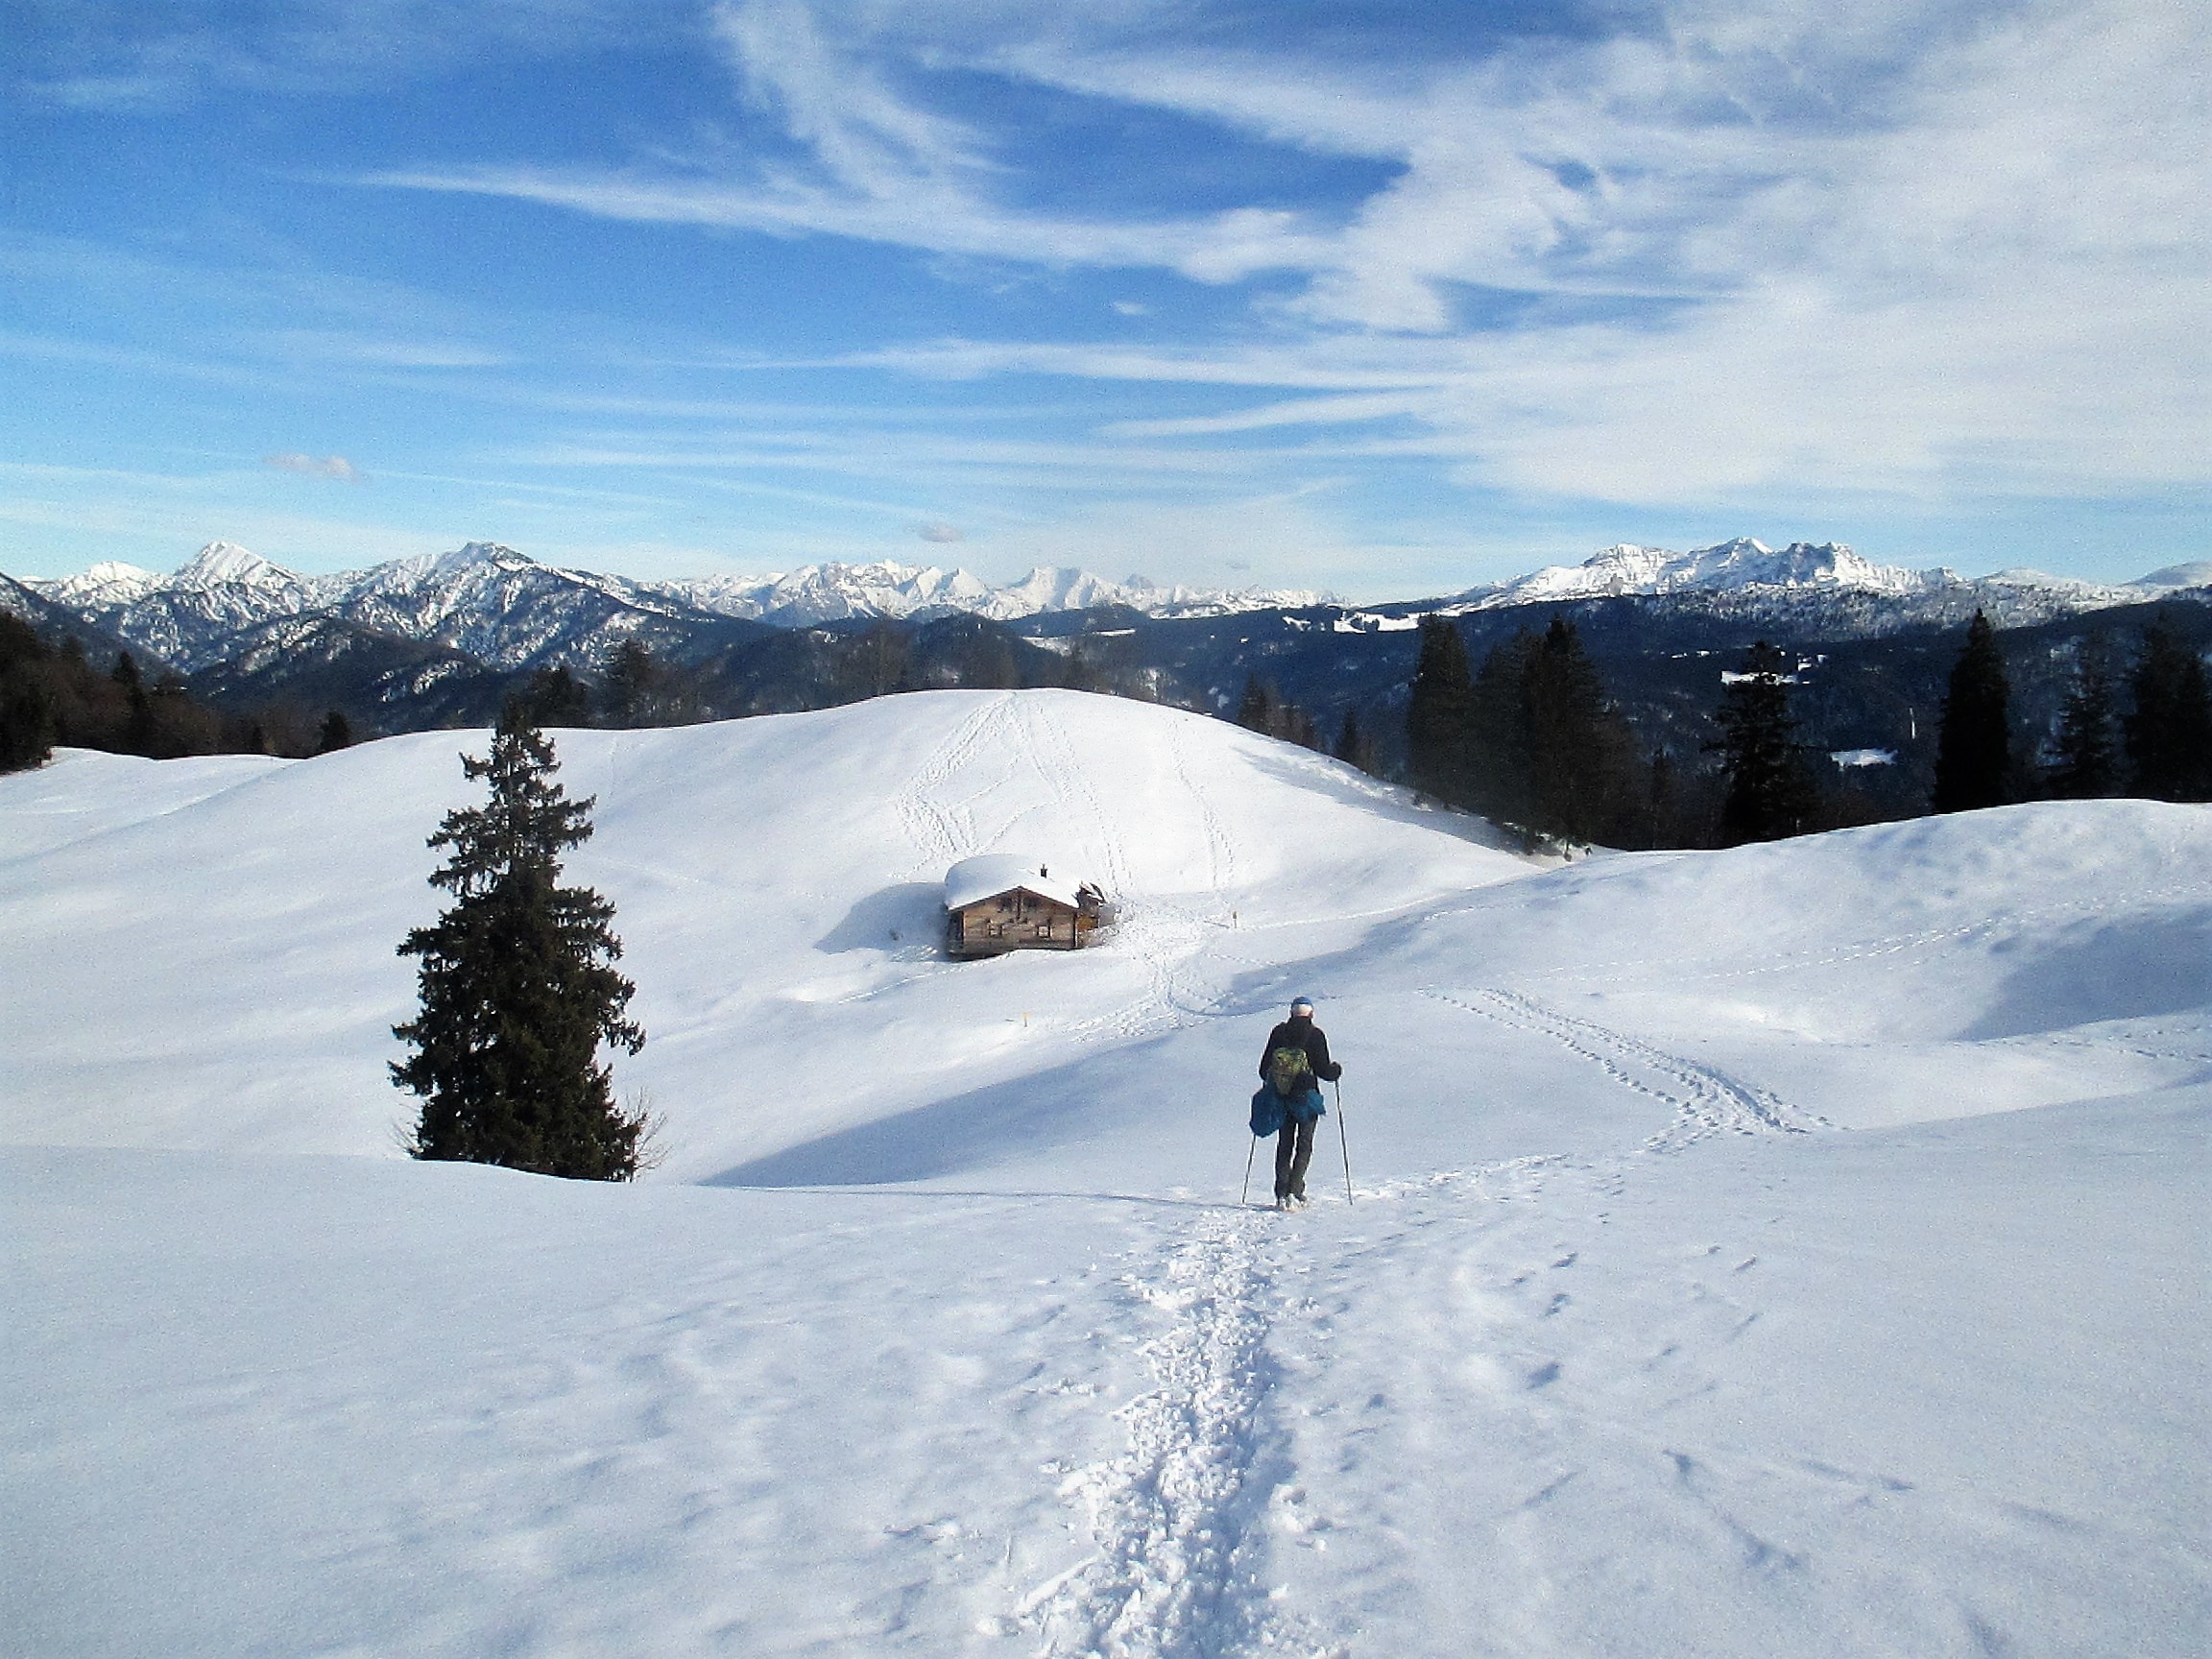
[1240,1135,1258,1206]
[1334,1081,1353,1205]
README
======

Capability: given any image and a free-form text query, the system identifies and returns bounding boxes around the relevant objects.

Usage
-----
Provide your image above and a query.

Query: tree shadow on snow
[702,1038,1174,1190]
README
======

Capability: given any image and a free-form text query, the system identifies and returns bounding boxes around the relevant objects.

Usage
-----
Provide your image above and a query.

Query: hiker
[1258,996,1342,1208]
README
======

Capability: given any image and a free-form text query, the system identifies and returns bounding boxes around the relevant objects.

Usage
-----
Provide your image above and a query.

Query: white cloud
[263,453,368,484]
[917,521,965,542]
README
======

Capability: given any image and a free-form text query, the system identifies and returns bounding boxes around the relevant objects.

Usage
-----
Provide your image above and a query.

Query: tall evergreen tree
[1711,640,1818,844]
[0,615,59,773]
[599,640,660,727]
[315,709,355,755]
[393,709,648,1180]
[1235,673,1276,733]
[1932,610,2012,812]
[512,664,591,728]
[2125,618,2212,802]
[1333,707,1375,773]
[1524,617,1639,844]
[2044,635,2120,799]
[1405,614,1474,803]
[1465,628,1539,827]
[1458,621,1639,844]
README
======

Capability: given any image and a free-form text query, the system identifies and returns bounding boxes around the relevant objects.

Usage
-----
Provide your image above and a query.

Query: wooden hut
[944,854,1113,958]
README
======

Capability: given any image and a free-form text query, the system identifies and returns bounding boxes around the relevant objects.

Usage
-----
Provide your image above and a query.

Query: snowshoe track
[1026,1207,1322,1659]
[1425,988,1817,1146]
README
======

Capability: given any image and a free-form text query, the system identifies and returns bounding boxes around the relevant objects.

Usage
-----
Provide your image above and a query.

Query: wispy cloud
[351,0,2211,508]
[263,453,368,483]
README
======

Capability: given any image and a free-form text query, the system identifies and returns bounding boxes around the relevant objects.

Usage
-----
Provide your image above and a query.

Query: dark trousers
[1274,1114,1316,1199]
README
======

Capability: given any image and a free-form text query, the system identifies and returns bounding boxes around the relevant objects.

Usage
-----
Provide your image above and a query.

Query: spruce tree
[1406,614,1474,803]
[1235,674,1276,733]
[1333,707,1375,773]
[2045,635,2120,799]
[600,640,659,728]
[1466,629,1539,827]
[1458,621,1639,845]
[0,615,58,773]
[1524,617,1638,844]
[315,709,355,755]
[2125,618,2212,802]
[1711,640,1818,844]
[1932,610,2012,812]
[393,708,648,1180]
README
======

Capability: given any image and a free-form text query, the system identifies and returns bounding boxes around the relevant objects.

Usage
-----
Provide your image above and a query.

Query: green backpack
[1266,1044,1313,1097]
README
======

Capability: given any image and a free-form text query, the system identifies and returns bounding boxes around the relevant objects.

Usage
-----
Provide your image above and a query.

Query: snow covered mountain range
[14,541,1333,674]
[1432,537,2208,622]
[8,535,2204,681]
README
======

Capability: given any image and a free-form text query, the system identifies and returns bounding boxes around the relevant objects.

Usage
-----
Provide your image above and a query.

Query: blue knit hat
[1289,997,1315,1016]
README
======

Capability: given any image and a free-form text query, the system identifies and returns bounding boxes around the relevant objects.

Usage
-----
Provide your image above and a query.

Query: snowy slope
[0,691,1530,1172]
[3,690,2207,1659]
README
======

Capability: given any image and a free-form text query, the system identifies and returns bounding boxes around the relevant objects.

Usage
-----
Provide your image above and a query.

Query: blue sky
[3,0,2204,597]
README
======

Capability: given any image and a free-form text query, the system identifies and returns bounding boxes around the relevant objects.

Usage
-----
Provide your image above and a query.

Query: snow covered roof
[944,854,1082,912]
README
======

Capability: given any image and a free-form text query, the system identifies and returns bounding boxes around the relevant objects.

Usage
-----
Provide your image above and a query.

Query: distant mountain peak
[174,541,299,590]
[1456,538,1929,610]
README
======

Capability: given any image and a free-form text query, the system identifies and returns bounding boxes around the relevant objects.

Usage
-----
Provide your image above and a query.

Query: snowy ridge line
[1424,988,1816,1145]
[1026,1207,1319,1658]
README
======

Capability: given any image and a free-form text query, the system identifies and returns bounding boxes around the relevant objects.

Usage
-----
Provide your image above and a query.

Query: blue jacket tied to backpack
[1249,1082,1323,1138]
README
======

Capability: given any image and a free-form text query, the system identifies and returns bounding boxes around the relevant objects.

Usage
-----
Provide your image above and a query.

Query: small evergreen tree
[316,709,355,755]
[1711,641,1818,844]
[2044,635,2119,799]
[2125,618,2212,802]
[1405,614,1474,803]
[1932,610,2012,812]
[392,709,648,1179]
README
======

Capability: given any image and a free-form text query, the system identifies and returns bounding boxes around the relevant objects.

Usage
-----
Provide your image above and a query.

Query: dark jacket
[1259,1016,1342,1089]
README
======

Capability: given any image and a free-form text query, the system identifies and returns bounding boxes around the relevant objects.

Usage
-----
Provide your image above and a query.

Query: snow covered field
[3,689,2206,1657]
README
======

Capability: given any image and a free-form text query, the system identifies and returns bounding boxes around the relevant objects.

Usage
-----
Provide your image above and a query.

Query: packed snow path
[4,692,2207,1657]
